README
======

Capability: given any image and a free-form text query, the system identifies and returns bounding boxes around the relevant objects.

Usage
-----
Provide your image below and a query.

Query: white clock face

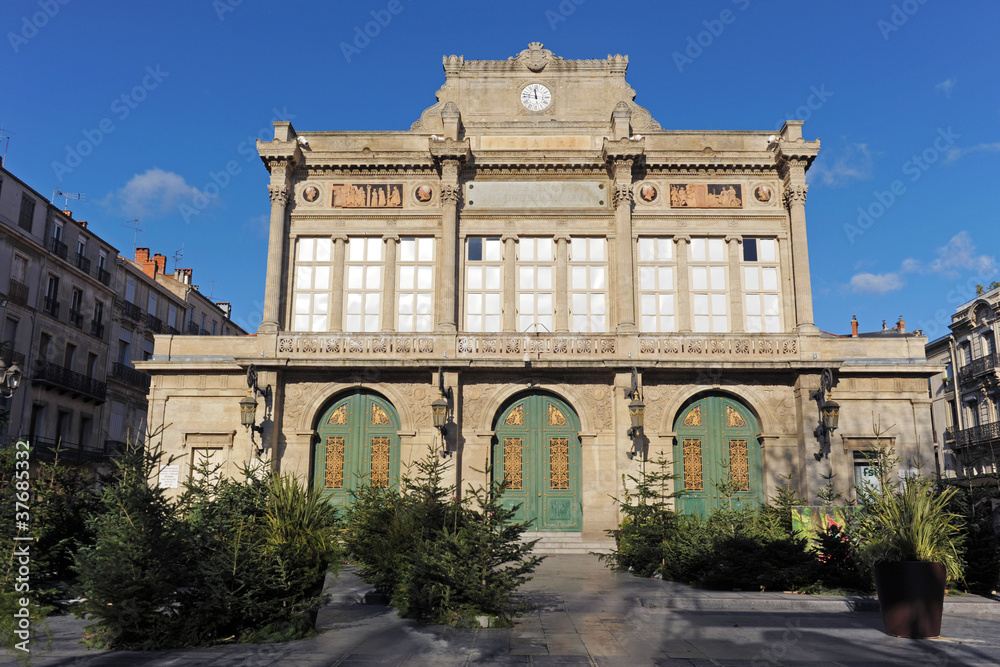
[520,83,552,111]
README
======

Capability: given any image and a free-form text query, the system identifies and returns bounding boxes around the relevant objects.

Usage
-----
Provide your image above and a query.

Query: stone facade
[141,44,937,542]
[926,285,1000,482]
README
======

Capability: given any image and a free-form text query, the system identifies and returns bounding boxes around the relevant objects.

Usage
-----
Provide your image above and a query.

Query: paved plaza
[10,555,1000,666]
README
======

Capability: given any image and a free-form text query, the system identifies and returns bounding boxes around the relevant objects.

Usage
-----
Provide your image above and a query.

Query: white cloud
[808,142,874,187]
[945,142,1000,162]
[102,168,202,218]
[935,79,956,98]
[851,272,905,295]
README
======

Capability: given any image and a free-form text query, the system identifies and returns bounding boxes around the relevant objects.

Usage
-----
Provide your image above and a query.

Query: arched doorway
[673,394,763,517]
[313,391,401,508]
[493,393,582,531]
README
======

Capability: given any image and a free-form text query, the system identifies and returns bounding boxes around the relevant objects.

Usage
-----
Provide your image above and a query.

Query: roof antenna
[0,123,14,166]
[121,218,144,256]
[51,189,85,210]
[172,244,184,272]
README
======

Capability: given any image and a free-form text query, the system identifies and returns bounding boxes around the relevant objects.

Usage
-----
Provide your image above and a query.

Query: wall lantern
[0,358,22,399]
[626,367,645,459]
[431,367,453,455]
[240,364,271,456]
[810,368,839,460]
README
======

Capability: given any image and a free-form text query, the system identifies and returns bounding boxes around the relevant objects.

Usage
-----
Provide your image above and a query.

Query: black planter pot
[873,561,946,638]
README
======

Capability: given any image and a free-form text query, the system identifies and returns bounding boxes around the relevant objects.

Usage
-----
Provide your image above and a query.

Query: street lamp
[240,364,271,456]
[430,367,453,455]
[626,367,645,459]
[0,358,21,399]
[810,368,840,460]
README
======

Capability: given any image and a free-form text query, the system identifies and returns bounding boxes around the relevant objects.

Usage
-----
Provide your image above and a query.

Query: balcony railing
[33,359,106,402]
[97,266,111,285]
[187,322,201,335]
[50,238,68,260]
[69,309,84,329]
[8,280,28,306]
[26,436,116,464]
[166,326,180,335]
[75,253,91,274]
[111,362,151,392]
[959,353,998,384]
[43,297,59,317]
[0,348,25,367]
[121,300,141,322]
[200,328,211,336]
[950,421,1000,449]
[90,320,105,339]
[147,315,163,334]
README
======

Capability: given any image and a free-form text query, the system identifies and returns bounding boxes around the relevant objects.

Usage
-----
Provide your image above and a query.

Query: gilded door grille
[683,438,704,490]
[370,436,391,487]
[684,406,702,426]
[729,439,750,491]
[503,437,523,489]
[726,405,746,427]
[548,404,567,426]
[505,405,524,425]
[550,437,569,490]
[371,404,390,425]
[328,405,347,425]
[325,437,345,488]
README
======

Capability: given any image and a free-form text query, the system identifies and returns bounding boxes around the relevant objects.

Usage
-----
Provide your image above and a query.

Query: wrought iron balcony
[69,309,84,329]
[75,252,91,274]
[187,321,201,335]
[166,326,180,335]
[43,297,59,317]
[27,436,115,464]
[959,353,998,384]
[121,300,141,322]
[90,320,105,339]
[0,348,25,367]
[950,421,1000,449]
[97,266,111,285]
[111,362,151,392]
[200,328,211,336]
[50,238,68,260]
[147,315,163,334]
[33,359,106,402]
[8,280,28,306]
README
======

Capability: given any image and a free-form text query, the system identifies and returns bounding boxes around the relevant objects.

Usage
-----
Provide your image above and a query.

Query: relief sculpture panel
[332,183,403,208]
[669,183,743,208]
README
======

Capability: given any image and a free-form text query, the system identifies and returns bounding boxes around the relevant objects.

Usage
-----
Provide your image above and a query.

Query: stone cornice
[429,137,472,162]
[602,137,645,162]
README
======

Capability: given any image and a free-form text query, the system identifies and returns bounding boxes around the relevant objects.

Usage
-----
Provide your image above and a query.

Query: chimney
[851,315,859,337]
[134,247,156,279]
[897,315,905,333]
[62,209,72,218]
[77,220,87,228]
[177,268,192,285]
[153,253,166,275]
[216,301,232,319]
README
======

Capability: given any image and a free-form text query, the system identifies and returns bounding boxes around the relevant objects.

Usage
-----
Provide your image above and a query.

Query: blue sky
[3,0,998,339]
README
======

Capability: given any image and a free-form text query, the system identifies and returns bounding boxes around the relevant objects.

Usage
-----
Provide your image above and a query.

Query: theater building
[141,44,937,550]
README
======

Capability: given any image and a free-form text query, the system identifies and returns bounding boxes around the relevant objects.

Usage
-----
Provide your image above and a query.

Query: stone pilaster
[330,235,347,332]
[555,235,570,333]
[727,235,744,333]
[603,138,643,334]
[784,180,815,332]
[381,235,398,332]
[675,236,691,332]
[503,234,517,333]
[430,138,471,334]
[258,160,293,334]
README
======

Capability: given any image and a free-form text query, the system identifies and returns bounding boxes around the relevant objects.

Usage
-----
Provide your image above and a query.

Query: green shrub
[947,486,999,594]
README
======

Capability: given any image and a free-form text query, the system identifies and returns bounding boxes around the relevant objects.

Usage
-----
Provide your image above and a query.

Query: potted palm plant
[854,444,964,639]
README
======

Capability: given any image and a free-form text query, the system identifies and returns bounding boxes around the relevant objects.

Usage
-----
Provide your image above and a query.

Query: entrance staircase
[521,531,614,555]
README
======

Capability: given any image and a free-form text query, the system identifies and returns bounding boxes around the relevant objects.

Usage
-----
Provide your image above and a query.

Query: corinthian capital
[267,185,290,205]
[613,184,634,209]
[783,185,808,207]
[440,184,462,206]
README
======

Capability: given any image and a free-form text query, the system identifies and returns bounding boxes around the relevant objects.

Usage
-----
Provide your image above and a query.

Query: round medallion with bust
[520,83,552,111]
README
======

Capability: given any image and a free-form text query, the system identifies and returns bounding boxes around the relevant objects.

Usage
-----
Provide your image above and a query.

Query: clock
[520,83,552,111]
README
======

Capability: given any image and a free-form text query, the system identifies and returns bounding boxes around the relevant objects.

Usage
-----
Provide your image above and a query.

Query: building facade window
[569,237,607,333]
[125,276,137,304]
[167,304,178,330]
[148,292,158,316]
[18,195,34,231]
[118,329,132,366]
[517,237,554,333]
[397,237,435,333]
[12,255,27,284]
[690,237,728,333]
[465,237,502,332]
[292,237,332,333]
[345,236,383,333]
[637,237,675,333]
[742,237,781,333]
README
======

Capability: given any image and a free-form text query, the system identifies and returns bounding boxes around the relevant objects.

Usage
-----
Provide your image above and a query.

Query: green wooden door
[673,395,763,518]
[494,394,581,531]
[313,392,400,508]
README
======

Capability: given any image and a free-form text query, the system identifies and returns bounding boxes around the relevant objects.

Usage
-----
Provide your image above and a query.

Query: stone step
[520,532,615,555]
